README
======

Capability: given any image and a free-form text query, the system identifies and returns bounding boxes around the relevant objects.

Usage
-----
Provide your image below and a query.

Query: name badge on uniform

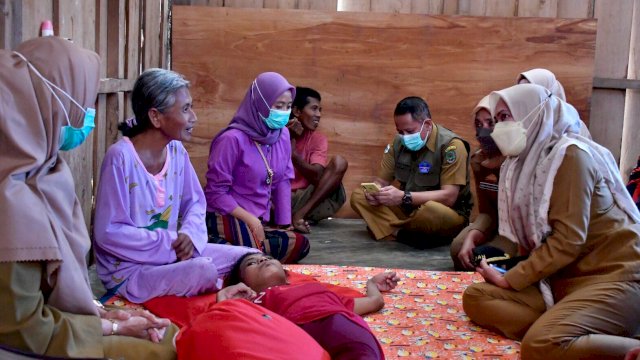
[418,161,431,174]
[479,181,499,192]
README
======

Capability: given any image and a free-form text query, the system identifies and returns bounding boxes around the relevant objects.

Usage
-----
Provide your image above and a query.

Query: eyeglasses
[494,112,513,123]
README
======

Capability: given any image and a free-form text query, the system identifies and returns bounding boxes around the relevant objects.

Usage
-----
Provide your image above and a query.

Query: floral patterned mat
[104,264,520,359]
[288,265,520,360]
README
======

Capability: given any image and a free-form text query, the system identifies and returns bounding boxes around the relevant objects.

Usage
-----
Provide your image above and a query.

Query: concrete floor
[90,218,455,298]
[300,218,454,271]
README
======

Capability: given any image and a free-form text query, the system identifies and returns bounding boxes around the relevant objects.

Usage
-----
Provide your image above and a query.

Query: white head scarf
[517,68,566,101]
[491,84,640,252]
[472,95,494,119]
[516,68,591,139]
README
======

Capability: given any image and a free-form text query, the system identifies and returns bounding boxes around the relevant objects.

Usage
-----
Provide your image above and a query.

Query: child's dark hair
[223,252,289,287]
[118,68,190,138]
[224,252,255,287]
[290,86,321,119]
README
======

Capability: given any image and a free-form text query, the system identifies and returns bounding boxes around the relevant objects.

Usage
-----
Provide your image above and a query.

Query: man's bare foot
[292,218,311,234]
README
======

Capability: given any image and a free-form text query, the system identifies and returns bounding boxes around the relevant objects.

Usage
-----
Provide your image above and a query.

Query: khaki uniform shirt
[504,146,640,297]
[379,124,468,188]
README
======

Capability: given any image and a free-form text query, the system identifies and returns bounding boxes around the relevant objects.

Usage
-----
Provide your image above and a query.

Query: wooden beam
[589,0,634,163]
[557,0,594,18]
[593,77,640,90]
[469,0,516,16]
[620,0,640,182]
[124,0,141,119]
[98,78,136,93]
[517,0,558,17]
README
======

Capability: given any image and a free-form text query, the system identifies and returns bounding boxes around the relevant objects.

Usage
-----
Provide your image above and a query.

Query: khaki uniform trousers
[350,187,466,241]
[463,280,640,360]
[0,262,177,360]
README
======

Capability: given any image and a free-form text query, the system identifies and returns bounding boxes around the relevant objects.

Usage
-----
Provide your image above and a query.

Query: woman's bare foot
[292,218,311,234]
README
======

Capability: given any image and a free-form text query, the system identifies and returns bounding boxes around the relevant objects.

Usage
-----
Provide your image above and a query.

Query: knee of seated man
[329,155,349,174]
[349,187,366,207]
[416,199,451,213]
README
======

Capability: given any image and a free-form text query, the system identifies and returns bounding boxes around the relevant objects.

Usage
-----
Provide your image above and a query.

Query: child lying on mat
[218,253,399,360]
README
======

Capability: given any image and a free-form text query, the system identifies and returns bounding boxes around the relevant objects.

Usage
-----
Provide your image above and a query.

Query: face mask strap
[415,119,425,135]
[520,94,550,126]
[252,79,270,110]
[13,51,87,126]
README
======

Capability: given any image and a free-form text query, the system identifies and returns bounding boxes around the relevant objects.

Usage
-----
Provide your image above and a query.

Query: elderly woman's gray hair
[119,68,190,138]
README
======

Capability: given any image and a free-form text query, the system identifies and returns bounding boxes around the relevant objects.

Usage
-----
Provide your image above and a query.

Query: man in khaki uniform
[350,96,472,245]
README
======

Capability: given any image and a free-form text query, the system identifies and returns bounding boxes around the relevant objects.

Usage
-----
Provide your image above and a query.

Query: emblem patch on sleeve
[445,148,457,164]
[384,144,391,154]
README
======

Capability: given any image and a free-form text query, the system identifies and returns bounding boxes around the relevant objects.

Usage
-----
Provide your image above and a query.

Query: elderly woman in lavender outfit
[93,68,258,304]
[205,72,310,263]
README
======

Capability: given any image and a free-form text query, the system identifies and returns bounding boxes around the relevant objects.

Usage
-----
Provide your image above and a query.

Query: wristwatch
[401,190,413,208]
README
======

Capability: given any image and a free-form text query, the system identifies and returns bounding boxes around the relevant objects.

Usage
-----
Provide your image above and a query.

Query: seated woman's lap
[121,258,221,303]
[521,281,640,360]
[200,243,260,275]
[462,282,545,340]
[103,324,179,360]
[206,212,310,264]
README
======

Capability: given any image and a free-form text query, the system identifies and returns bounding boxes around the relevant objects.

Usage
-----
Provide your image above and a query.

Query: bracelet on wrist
[109,319,118,336]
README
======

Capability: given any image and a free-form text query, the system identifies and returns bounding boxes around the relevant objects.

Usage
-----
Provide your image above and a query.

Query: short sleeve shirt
[378,124,468,187]
[291,130,328,191]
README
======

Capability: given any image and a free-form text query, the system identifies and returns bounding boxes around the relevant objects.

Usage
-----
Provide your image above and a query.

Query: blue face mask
[13,51,95,151]
[402,120,427,151]
[263,109,291,129]
[59,108,96,151]
[253,80,291,130]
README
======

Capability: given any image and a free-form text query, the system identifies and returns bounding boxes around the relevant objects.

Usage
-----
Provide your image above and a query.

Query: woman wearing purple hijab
[205,72,310,263]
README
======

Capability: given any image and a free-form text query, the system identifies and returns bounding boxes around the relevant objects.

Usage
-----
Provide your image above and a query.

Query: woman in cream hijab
[517,68,566,101]
[517,67,591,139]
[462,84,640,360]
[0,37,175,359]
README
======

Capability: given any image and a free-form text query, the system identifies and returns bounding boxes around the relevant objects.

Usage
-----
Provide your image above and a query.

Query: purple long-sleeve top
[205,128,294,225]
[93,138,208,289]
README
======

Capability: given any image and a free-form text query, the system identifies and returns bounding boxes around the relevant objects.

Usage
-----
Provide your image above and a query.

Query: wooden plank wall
[172,6,596,218]
[0,0,170,227]
[172,0,640,216]
[1,0,638,222]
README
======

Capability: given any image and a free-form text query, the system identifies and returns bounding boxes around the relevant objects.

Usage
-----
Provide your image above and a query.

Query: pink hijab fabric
[0,37,100,315]
[222,72,295,145]
[491,84,640,253]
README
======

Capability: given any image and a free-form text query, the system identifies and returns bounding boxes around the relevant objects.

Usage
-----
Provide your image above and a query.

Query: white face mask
[490,95,550,157]
[490,121,527,157]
